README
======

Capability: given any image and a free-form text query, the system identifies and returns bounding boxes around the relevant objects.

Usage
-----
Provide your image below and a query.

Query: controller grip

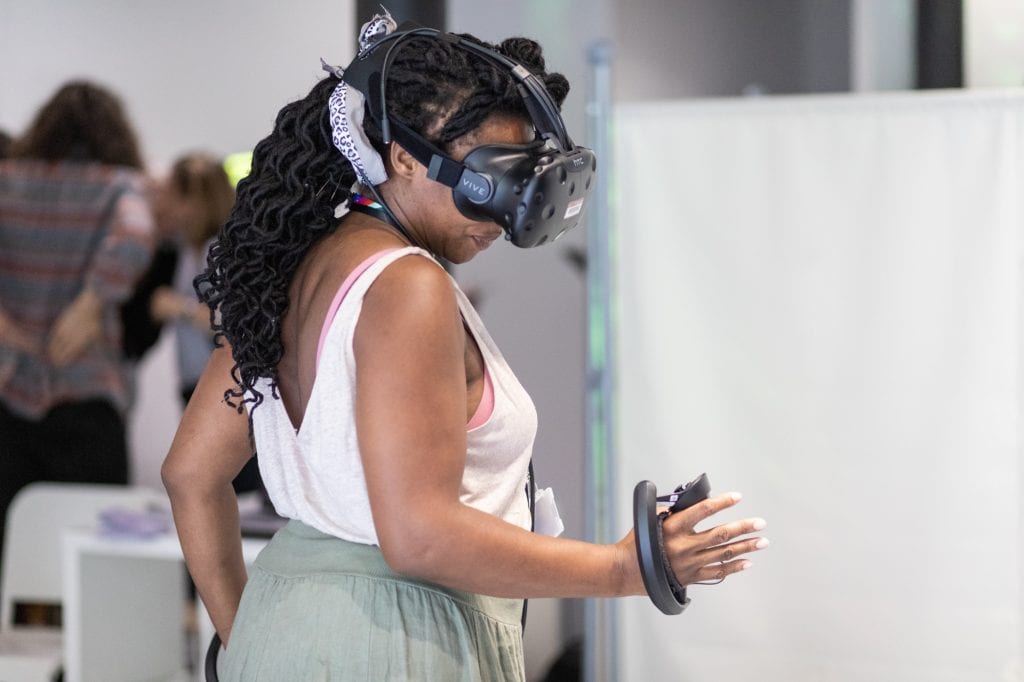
[633,474,710,615]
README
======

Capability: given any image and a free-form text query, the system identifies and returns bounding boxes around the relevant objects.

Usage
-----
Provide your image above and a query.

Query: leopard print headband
[322,6,397,187]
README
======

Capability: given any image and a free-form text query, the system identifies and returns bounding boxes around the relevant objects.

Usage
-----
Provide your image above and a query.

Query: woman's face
[153,179,205,246]
[396,114,533,264]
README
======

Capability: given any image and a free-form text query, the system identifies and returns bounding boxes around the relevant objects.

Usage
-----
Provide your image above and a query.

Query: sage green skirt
[219,520,526,681]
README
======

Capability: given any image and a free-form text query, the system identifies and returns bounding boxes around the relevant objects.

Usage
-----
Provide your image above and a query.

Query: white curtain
[613,90,1024,681]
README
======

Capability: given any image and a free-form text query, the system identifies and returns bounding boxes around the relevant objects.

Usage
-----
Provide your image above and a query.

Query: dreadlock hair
[197,32,569,411]
[196,75,350,411]
[360,35,569,154]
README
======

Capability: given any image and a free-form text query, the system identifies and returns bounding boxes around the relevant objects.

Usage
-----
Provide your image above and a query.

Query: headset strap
[452,40,573,151]
[386,117,465,187]
[344,22,574,156]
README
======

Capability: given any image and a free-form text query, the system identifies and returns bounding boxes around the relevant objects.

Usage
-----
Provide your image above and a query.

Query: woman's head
[357,34,570,262]
[200,28,570,408]
[10,80,144,169]
[380,111,533,263]
[155,153,235,248]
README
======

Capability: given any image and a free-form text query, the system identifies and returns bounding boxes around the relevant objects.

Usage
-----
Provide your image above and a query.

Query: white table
[62,530,266,682]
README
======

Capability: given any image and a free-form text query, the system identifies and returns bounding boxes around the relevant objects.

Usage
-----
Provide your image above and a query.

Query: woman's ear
[387,142,422,179]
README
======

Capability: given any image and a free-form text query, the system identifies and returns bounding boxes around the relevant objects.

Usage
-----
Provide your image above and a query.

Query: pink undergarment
[315,249,494,429]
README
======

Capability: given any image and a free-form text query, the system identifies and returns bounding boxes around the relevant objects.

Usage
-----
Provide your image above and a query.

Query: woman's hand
[0,305,37,354]
[612,492,767,598]
[660,492,768,586]
[150,286,188,322]
[47,287,102,366]
[151,286,211,332]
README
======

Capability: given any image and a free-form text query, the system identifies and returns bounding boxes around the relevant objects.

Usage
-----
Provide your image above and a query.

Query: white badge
[534,487,564,537]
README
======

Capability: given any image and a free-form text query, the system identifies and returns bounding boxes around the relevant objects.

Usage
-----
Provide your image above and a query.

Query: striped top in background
[0,160,154,419]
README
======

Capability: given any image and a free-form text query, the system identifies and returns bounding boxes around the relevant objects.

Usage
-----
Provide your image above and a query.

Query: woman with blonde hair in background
[148,153,235,404]
[123,153,263,493]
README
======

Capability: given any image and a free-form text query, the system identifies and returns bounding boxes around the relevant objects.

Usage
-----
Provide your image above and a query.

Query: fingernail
[728,491,742,502]
[740,560,753,570]
[755,538,770,549]
[751,518,767,531]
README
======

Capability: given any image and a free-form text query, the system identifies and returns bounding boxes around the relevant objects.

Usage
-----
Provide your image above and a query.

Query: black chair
[205,633,221,681]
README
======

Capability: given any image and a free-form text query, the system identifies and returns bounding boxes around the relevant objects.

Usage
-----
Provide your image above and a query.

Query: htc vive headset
[341,24,597,248]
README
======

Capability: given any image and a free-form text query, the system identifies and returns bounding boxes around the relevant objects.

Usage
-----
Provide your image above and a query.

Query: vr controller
[633,473,711,615]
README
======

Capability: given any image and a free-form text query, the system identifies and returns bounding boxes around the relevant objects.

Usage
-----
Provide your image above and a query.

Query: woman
[147,153,235,404]
[0,81,153,585]
[122,152,265,495]
[162,12,767,680]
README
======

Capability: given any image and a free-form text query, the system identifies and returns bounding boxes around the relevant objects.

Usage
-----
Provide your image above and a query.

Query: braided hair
[197,33,569,410]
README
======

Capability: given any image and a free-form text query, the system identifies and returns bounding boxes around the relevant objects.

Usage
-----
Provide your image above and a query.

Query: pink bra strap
[315,248,494,429]
[315,248,399,371]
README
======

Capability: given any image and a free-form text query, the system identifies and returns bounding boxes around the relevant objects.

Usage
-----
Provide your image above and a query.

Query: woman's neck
[347,190,425,251]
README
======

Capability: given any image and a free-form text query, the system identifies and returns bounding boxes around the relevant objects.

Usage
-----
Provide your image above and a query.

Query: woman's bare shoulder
[363,252,455,317]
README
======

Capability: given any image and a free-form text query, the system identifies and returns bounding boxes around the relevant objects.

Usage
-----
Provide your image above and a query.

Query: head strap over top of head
[321,6,397,187]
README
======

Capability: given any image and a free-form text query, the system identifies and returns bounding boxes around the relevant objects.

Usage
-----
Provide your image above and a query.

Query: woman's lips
[472,232,502,249]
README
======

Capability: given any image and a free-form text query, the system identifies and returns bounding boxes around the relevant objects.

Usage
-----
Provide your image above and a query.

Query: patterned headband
[322,6,397,187]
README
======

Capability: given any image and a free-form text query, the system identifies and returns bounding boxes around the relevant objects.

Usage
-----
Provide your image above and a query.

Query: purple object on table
[98,507,172,539]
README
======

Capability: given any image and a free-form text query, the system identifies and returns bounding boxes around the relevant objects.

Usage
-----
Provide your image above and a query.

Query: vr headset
[341,24,597,248]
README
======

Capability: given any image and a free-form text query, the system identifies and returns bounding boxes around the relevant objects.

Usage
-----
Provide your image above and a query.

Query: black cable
[521,459,536,631]
[204,632,221,681]
[356,185,425,252]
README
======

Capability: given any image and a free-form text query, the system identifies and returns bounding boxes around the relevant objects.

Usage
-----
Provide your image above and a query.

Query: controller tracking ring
[632,473,711,615]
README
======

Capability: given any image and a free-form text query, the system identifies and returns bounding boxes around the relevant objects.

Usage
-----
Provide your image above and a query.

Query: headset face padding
[455,141,598,248]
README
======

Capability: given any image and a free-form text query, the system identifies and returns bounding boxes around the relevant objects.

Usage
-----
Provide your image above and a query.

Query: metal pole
[583,38,616,682]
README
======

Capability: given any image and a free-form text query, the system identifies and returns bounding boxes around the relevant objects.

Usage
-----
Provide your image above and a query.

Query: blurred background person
[148,153,233,406]
[122,154,230,390]
[0,80,154,597]
[122,152,262,493]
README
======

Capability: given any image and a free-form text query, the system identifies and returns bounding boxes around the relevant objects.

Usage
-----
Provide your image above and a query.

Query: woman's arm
[46,286,102,366]
[149,285,213,334]
[162,344,254,643]
[355,258,766,600]
[0,303,36,354]
[49,184,155,365]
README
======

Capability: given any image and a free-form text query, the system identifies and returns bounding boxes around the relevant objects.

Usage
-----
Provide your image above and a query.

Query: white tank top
[249,247,538,544]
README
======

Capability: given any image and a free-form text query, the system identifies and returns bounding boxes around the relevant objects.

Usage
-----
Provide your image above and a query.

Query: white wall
[965,0,1024,88]
[613,0,851,101]
[0,0,354,167]
[614,89,1024,681]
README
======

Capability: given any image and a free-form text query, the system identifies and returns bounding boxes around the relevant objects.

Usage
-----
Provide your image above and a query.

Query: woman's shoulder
[298,238,452,326]
[353,249,463,361]
[368,248,453,304]
[350,247,456,327]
